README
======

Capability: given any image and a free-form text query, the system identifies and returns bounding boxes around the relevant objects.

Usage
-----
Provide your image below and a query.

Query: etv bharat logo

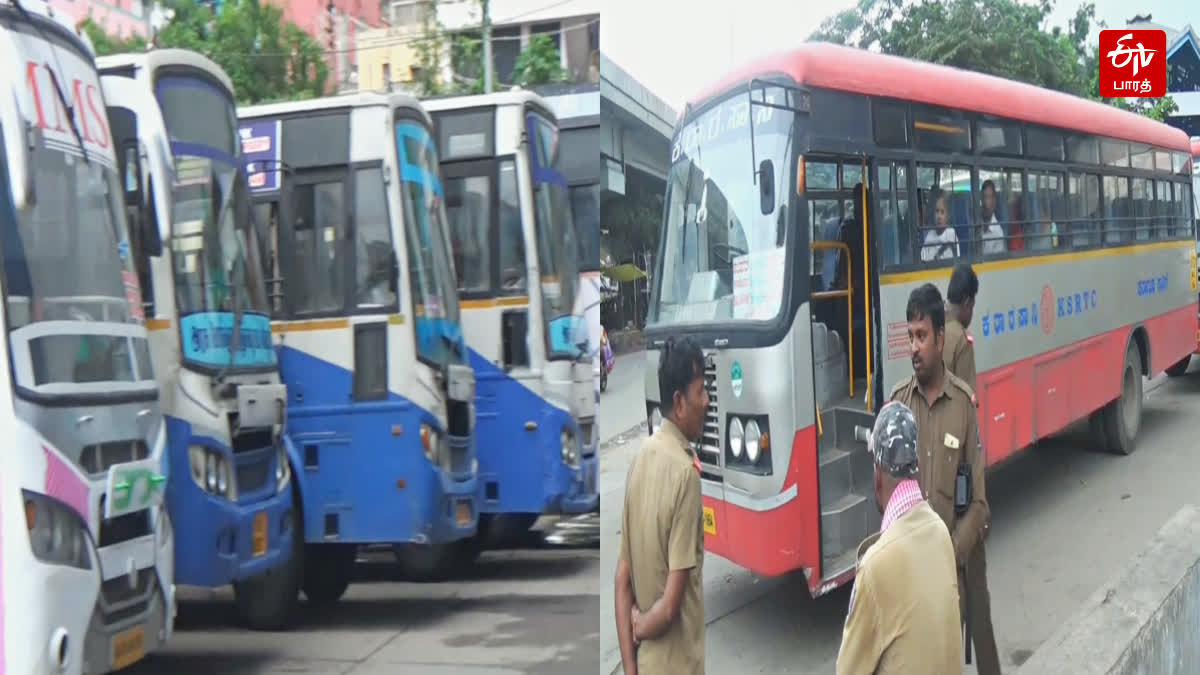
[1098,30,1167,97]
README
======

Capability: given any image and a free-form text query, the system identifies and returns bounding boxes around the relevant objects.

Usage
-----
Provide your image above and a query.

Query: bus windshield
[648,87,795,328]
[1,132,155,399]
[157,74,274,372]
[395,118,464,366]
[526,112,581,359]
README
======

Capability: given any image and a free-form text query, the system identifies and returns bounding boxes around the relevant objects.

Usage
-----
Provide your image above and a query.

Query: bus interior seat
[950,193,971,252]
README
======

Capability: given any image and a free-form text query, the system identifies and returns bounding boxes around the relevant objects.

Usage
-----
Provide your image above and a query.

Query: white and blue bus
[97,49,299,630]
[0,1,175,671]
[423,90,598,554]
[238,92,480,586]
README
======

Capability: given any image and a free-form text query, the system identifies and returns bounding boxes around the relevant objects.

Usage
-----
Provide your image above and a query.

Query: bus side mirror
[2,94,37,211]
[759,159,775,215]
[141,174,164,257]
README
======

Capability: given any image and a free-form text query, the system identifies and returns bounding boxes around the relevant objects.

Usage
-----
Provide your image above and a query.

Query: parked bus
[422,91,599,554]
[96,49,299,629]
[238,92,479,586]
[0,1,175,671]
[643,42,1198,597]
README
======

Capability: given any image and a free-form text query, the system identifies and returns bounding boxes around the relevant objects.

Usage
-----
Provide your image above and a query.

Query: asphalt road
[122,526,599,674]
[599,355,1200,674]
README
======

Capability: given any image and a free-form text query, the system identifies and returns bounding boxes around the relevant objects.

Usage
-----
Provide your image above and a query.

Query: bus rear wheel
[302,544,355,606]
[234,506,303,631]
[394,539,480,582]
[1099,342,1143,456]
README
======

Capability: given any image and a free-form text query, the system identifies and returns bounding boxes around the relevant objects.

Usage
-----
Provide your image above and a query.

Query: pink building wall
[263,0,382,69]
[48,0,151,41]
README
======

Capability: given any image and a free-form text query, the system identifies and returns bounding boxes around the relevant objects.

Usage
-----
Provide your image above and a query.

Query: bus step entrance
[817,403,881,579]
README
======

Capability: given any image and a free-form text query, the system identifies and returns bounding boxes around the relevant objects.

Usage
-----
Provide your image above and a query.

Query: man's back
[837,502,962,674]
[619,421,705,675]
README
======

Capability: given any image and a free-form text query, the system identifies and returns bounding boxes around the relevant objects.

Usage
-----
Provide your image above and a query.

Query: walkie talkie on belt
[956,461,972,664]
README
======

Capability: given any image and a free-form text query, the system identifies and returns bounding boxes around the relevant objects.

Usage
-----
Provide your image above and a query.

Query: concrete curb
[1017,503,1200,674]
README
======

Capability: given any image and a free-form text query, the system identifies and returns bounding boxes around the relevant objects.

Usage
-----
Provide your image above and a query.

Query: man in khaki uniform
[944,263,1001,674]
[613,336,707,675]
[836,401,962,675]
[890,282,991,668]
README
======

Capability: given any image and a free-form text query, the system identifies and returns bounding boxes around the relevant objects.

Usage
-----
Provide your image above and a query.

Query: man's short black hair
[947,263,979,305]
[906,283,945,334]
[981,179,996,195]
[659,336,705,411]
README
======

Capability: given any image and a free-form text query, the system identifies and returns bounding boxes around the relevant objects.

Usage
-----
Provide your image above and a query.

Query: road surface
[600,350,649,444]
[600,355,1200,674]
[125,527,599,674]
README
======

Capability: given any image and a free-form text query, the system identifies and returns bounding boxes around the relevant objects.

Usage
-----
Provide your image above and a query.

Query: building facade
[47,0,166,41]
[1126,18,1200,137]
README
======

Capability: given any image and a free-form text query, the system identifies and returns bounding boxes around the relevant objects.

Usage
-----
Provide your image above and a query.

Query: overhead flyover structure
[599,53,676,328]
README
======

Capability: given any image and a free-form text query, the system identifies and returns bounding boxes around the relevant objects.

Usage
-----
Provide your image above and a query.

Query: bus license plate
[112,626,145,669]
[455,501,472,527]
[252,511,268,557]
[702,506,717,536]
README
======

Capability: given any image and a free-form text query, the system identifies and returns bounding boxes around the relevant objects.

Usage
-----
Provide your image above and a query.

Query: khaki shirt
[618,418,705,675]
[836,502,963,675]
[942,318,977,392]
[890,372,989,565]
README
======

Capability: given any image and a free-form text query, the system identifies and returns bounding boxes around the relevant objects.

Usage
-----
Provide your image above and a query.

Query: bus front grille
[698,358,721,466]
[80,440,150,477]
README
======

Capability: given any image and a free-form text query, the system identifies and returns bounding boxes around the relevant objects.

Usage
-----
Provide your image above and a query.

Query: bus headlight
[23,490,92,570]
[728,417,745,458]
[421,423,442,466]
[276,445,291,492]
[745,420,762,463]
[189,446,238,500]
[561,427,579,467]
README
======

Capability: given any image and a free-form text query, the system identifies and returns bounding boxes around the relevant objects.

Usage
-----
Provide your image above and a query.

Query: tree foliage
[85,0,328,104]
[410,0,445,96]
[601,188,662,264]
[511,34,570,87]
[809,0,1180,121]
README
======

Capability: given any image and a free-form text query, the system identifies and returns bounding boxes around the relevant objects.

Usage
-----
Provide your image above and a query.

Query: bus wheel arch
[233,479,304,631]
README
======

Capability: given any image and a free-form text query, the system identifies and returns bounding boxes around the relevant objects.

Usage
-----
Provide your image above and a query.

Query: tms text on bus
[237,92,479,587]
[422,91,599,553]
[96,49,300,630]
[643,42,1197,597]
[0,1,175,671]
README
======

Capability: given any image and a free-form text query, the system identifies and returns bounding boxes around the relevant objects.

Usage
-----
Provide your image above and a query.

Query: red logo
[1040,285,1055,336]
[1098,30,1167,97]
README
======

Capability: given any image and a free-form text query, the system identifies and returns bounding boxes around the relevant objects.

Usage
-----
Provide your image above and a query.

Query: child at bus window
[977,180,1006,257]
[920,188,959,262]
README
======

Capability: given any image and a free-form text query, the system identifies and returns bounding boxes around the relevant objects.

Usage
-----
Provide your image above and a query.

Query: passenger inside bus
[1029,193,1060,251]
[977,179,1006,257]
[919,188,959,262]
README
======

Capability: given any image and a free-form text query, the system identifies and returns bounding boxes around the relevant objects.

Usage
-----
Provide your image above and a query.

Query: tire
[1101,341,1143,456]
[394,540,476,582]
[1165,355,1191,377]
[234,500,304,631]
[301,544,355,606]
[600,371,608,392]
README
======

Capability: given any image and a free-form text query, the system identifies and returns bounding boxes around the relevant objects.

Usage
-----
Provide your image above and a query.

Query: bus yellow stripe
[879,240,1191,286]
[145,318,171,331]
[462,296,530,309]
[271,318,351,333]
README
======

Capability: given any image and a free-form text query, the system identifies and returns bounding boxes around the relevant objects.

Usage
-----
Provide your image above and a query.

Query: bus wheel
[395,540,478,582]
[301,544,355,606]
[1101,342,1143,456]
[234,507,303,631]
[1165,355,1191,377]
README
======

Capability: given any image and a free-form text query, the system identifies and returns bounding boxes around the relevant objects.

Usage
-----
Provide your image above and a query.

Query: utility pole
[481,0,493,93]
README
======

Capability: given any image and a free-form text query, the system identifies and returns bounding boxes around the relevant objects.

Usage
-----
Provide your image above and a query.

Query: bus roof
[239,90,427,123]
[421,89,555,119]
[97,49,233,93]
[685,41,1191,152]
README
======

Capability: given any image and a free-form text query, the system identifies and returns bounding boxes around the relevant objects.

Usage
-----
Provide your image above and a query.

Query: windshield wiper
[9,1,89,165]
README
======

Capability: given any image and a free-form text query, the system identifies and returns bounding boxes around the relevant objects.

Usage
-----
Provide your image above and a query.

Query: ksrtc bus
[644,42,1197,598]
[0,1,175,671]
[422,91,599,553]
[238,92,479,586]
[96,49,299,630]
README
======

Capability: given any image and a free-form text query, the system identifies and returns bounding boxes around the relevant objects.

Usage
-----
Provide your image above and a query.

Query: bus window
[292,180,346,313]
[873,162,911,266]
[1006,169,1026,251]
[354,167,397,309]
[443,174,491,294]
[497,160,527,295]
[1155,180,1171,239]
[1025,172,1063,251]
[1068,173,1100,248]
[1102,175,1130,244]
[916,162,969,262]
[1130,178,1151,242]
[976,169,1008,258]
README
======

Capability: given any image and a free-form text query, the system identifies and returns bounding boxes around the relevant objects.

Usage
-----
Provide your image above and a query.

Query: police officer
[836,401,961,675]
[890,282,991,668]
[944,263,1002,675]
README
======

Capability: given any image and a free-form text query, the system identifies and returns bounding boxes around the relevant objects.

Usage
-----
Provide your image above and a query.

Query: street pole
[481,0,493,93]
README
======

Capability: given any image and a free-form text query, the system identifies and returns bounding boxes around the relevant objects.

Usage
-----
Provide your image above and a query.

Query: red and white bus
[643,42,1197,597]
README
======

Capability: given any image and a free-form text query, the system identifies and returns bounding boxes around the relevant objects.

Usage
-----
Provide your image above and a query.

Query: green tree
[86,0,328,104]
[410,0,446,96]
[809,0,1178,120]
[450,33,485,94]
[80,18,147,55]
[512,33,569,86]
[602,189,662,264]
